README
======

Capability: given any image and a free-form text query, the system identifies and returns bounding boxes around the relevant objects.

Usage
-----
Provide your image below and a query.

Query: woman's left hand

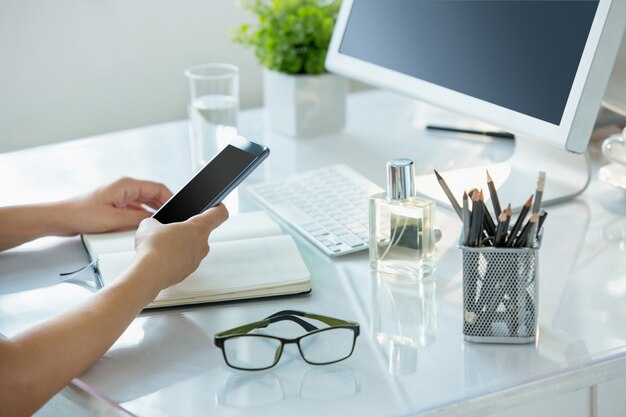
[63,177,173,234]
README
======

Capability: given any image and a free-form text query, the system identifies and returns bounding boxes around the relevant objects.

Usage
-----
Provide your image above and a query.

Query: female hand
[132,204,229,291]
[0,177,173,251]
[63,177,173,234]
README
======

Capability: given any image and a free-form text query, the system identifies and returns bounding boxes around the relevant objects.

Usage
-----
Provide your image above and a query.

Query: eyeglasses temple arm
[267,315,319,332]
[267,310,357,328]
[267,310,359,330]
[215,312,360,342]
[214,319,270,338]
[304,312,359,328]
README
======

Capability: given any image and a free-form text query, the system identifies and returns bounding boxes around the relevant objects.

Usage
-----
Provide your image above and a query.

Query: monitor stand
[414,137,591,214]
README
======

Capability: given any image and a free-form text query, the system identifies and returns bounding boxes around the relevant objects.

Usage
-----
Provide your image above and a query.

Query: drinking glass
[185,63,239,173]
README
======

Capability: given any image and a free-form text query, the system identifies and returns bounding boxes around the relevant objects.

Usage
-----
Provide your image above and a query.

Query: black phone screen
[153,144,258,224]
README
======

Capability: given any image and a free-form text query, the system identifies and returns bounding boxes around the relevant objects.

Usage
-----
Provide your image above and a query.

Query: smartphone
[153,136,269,224]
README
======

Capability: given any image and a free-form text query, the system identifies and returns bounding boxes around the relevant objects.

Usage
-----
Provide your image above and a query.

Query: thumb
[188,204,229,232]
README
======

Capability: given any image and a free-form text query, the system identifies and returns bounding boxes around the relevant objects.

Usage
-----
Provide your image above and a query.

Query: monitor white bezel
[326,0,623,153]
[603,30,626,117]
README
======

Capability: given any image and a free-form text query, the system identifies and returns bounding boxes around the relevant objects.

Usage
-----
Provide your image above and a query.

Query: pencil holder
[459,241,539,344]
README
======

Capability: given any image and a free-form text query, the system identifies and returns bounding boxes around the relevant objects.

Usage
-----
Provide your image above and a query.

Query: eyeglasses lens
[223,336,282,370]
[299,328,355,364]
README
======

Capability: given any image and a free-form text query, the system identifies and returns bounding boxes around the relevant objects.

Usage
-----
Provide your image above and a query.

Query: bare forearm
[0,202,76,251]
[0,259,161,416]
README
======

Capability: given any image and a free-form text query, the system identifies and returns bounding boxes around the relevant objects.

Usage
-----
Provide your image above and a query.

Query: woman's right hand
[132,204,229,291]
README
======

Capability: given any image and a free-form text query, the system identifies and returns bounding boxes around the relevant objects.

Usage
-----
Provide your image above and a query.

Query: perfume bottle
[369,158,436,280]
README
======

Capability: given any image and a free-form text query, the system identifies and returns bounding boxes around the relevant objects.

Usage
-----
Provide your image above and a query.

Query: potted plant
[232,0,346,137]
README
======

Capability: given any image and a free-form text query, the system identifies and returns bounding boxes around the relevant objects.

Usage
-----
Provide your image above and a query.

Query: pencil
[469,191,483,246]
[515,212,539,248]
[532,171,546,215]
[506,195,533,247]
[537,209,548,235]
[528,171,545,249]
[501,205,512,246]
[469,187,494,241]
[462,191,471,245]
[478,190,489,245]
[527,212,541,248]
[494,210,508,247]
[426,125,515,139]
[434,169,462,219]
[483,207,496,237]
[486,169,502,217]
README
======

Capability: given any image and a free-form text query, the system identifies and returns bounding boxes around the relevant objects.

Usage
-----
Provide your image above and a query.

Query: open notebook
[81,211,311,308]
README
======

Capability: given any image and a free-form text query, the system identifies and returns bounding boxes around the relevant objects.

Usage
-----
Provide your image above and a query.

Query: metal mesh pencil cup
[459,241,539,344]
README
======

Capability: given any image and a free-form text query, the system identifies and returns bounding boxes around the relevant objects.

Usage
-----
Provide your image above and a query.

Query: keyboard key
[274,202,315,226]
[340,233,366,247]
[329,230,347,238]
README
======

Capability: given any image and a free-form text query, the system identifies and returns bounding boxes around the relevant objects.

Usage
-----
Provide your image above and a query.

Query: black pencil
[500,205,512,247]
[483,208,496,237]
[515,212,539,248]
[486,169,502,217]
[434,170,463,219]
[478,190,488,245]
[506,195,533,247]
[426,125,515,139]
[469,191,483,246]
[494,210,508,247]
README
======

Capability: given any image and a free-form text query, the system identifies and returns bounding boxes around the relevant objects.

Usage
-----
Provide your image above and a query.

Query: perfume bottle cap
[386,158,415,200]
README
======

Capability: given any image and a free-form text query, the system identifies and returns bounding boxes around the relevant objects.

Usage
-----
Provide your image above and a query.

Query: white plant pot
[263,69,347,137]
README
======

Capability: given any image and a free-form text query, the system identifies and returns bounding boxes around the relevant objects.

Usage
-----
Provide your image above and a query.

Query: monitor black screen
[339,1,599,125]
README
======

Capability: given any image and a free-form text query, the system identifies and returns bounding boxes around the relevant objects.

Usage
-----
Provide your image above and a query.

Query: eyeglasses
[214,310,360,371]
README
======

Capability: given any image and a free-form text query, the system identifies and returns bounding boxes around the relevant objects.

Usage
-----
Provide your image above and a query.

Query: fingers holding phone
[133,136,267,290]
[152,136,269,224]
[133,204,229,290]
[189,204,230,233]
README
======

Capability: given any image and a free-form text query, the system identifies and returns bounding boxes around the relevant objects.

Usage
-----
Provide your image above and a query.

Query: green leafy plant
[231,0,341,75]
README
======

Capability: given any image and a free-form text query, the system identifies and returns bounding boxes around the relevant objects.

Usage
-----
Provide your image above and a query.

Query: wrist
[113,257,164,306]
[10,201,78,237]
[40,200,82,236]
[126,252,174,297]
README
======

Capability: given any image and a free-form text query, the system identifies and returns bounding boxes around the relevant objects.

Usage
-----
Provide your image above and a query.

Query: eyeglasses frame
[214,310,360,371]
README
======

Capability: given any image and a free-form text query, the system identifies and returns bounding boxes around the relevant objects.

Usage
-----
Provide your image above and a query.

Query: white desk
[1,90,626,417]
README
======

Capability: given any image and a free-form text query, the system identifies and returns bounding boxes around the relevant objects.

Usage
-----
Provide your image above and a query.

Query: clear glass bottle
[369,158,436,281]
[370,270,437,375]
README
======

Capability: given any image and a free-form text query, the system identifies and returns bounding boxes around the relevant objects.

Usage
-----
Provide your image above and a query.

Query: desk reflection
[0,237,89,296]
[217,365,360,408]
[370,271,437,375]
[604,216,626,250]
[79,313,213,403]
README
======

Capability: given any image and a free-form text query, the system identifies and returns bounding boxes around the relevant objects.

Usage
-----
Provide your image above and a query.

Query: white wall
[0,0,263,152]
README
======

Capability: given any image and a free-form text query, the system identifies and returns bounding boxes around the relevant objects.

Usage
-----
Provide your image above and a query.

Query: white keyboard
[247,165,383,256]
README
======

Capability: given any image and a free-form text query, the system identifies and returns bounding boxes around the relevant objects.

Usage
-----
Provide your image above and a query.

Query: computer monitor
[326,0,626,211]
[604,29,626,118]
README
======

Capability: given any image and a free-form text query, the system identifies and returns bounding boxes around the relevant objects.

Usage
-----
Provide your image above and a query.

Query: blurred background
[0,0,263,152]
